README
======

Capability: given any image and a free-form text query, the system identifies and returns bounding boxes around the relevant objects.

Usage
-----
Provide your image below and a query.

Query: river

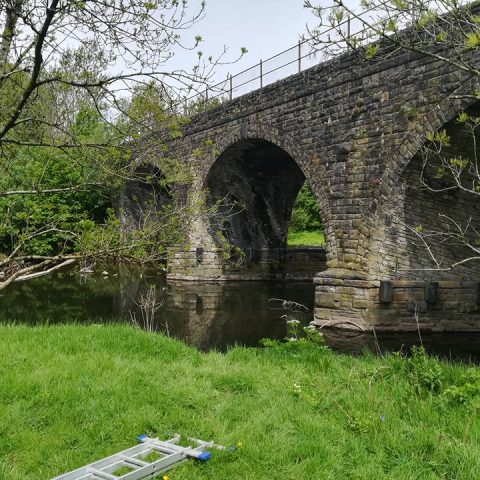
[1,264,479,362]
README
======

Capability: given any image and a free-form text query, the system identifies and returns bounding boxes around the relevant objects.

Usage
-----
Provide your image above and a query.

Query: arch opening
[204,138,326,278]
[286,182,325,248]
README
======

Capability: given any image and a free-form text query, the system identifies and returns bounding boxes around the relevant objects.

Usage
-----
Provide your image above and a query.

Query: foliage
[75,203,187,265]
[184,96,225,116]
[287,230,325,246]
[0,109,112,256]
[279,317,326,345]
[0,0,246,285]
[402,346,444,395]
[0,81,205,279]
[288,183,322,233]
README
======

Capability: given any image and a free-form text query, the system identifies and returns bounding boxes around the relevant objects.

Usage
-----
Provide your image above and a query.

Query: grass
[1,325,480,479]
[287,230,325,246]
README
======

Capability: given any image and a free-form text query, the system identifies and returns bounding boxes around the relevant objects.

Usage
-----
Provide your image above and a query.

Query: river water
[1,264,480,362]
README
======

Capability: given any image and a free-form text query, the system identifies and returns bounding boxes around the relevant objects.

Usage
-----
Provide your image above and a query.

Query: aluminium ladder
[51,434,226,480]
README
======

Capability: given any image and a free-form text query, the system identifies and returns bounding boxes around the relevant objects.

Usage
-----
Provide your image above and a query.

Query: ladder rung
[88,469,118,480]
[119,456,150,468]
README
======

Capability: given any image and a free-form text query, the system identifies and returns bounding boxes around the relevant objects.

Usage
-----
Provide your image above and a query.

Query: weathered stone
[120,27,480,332]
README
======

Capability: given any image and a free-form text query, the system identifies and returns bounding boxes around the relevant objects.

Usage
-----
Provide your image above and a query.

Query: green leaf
[365,44,380,59]
[465,30,480,49]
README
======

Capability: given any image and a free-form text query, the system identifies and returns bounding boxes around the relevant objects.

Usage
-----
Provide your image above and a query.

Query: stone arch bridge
[122,41,480,331]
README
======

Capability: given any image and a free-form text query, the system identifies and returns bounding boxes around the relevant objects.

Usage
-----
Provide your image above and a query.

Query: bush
[289,183,322,233]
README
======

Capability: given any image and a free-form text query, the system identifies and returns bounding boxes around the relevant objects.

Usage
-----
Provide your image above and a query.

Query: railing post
[260,59,263,88]
[229,74,233,100]
[298,41,301,73]
[347,16,351,40]
[205,87,208,110]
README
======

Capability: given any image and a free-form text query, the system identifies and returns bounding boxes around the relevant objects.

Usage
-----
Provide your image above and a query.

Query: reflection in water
[0,264,313,351]
[1,264,480,362]
[165,280,313,351]
[324,328,480,363]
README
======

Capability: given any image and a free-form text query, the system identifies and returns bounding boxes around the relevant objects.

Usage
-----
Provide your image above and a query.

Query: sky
[171,0,321,88]
[192,0,313,65]
[167,0,368,99]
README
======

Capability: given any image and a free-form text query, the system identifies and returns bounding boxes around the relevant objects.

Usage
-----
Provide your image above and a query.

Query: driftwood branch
[15,258,76,281]
[0,183,102,196]
[0,259,53,292]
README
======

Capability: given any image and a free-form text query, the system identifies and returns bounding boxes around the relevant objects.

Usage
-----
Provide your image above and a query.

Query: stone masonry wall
[168,247,327,281]
[133,37,480,331]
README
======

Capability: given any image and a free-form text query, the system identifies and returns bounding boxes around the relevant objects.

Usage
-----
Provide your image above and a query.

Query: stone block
[352,298,371,309]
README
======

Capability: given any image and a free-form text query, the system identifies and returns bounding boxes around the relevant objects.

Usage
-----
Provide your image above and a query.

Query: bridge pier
[314,269,480,332]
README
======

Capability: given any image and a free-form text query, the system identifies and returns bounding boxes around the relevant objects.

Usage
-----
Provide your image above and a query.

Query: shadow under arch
[198,123,335,261]
[399,99,480,280]
[201,134,328,277]
[118,163,172,230]
[366,81,480,279]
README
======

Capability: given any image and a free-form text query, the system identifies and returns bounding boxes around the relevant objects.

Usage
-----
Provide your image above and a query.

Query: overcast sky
[195,0,313,64]
[166,0,370,99]
[171,0,321,86]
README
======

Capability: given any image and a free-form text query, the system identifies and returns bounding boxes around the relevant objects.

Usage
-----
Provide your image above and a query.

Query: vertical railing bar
[298,40,301,73]
[229,74,233,100]
[260,60,263,88]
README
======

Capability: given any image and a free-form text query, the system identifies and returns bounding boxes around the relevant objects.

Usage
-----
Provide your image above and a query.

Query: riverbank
[1,325,479,479]
[287,230,324,246]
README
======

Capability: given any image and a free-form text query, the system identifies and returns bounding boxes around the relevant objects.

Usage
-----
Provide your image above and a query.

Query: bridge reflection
[163,280,313,351]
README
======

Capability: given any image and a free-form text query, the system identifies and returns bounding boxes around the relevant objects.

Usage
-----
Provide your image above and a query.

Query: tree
[0,0,245,288]
[288,183,322,233]
[305,0,480,274]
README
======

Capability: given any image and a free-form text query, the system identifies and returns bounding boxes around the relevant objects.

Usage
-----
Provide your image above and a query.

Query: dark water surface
[1,264,480,362]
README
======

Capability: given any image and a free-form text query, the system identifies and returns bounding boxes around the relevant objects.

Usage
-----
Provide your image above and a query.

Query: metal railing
[180,6,387,113]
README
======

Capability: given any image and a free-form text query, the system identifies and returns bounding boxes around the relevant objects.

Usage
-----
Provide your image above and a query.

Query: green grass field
[1,325,480,479]
[287,230,325,246]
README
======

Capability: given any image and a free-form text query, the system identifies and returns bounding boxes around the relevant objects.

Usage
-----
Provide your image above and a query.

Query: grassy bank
[1,325,480,479]
[287,230,325,246]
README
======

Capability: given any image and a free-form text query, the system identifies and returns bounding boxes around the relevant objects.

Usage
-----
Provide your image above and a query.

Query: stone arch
[370,80,480,280]
[376,78,480,206]
[194,121,336,265]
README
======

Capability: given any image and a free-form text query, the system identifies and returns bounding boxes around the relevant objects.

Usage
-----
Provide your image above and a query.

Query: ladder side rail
[187,437,225,450]
[140,435,180,445]
[142,437,213,460]
[149,442,208,460]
